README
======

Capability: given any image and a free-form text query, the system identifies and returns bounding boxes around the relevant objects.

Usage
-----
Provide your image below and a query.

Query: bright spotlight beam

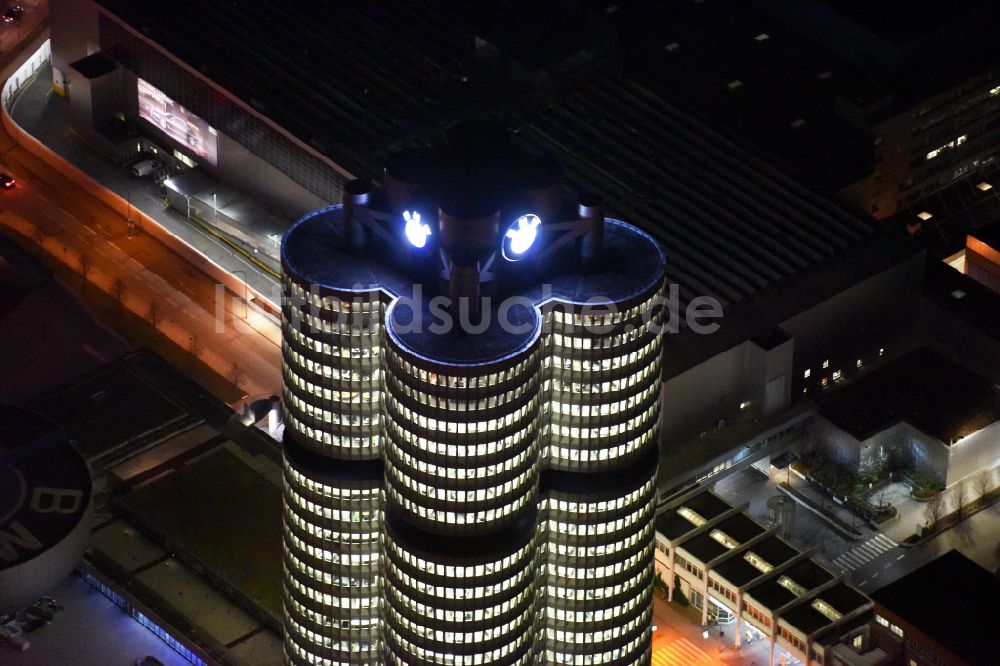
[403,210,431,248]
[503,213,541,260]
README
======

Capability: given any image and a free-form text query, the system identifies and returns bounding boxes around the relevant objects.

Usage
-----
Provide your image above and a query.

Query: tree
[111,278,126,303]
[924,493,946,532]
[79,253,92,278]
[972,470,992,502]
[955,481,970,517]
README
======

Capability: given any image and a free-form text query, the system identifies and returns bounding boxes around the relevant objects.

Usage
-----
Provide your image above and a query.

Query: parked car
[131,159,162,177]
[0,173,15,189]
[3,6,24,23]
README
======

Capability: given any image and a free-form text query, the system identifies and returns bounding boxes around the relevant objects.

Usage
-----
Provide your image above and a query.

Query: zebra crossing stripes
[651,637,713,666]
[832,534,897,571]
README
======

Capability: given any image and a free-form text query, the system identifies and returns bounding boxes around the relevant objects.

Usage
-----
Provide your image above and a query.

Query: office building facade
[280,138,666,665]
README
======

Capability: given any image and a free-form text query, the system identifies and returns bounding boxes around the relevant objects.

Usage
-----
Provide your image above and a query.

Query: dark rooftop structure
[681,532,732,565]
[923,261,1000,355]
[893,161,1000,260]
[281,133,666,366]
[714,513,766,544]
[678,490,733,522]
[749,536,800,570]
[118,446,284,620]
[817,346,1000,442]
[618,0,1000,191]
[655,510,701,542]
[90,0,906,378]
[781,582,869,636]
[69,51,117,79]
[712,554,768,589]
[714,536,799,587]
[871,550,1000,666]
[30,354,191,461]
[655,489,735,541]
[746,577,799,612]
[746,559,835,611]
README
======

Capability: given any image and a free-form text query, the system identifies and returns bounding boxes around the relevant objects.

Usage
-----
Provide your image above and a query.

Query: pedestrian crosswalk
[651,637,714,666]
[831,534,897,572]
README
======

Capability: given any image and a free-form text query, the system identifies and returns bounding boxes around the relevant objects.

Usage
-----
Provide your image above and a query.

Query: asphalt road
[0,93,282,402]
[853,501,1000,592]
[714,467,1000,594]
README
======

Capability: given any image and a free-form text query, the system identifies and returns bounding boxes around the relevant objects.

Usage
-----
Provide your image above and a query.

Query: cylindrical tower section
[383,511,538,665]
[544,281,664,472]
[281,273,384,461]
[382,301,542,535]
[282,439,384,665]
[539,449,658,665]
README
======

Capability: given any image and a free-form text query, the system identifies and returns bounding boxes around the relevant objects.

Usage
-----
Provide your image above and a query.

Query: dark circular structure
[0,406,92,614]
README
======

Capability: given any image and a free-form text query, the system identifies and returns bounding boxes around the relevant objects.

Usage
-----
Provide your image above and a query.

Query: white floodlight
[403,210,431,248]
[502,213,541,260]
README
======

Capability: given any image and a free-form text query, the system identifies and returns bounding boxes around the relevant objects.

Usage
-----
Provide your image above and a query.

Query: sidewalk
[652,595,766,665]
[782,471,869,537]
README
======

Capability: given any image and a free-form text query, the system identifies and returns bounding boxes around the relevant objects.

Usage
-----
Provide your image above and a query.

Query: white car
[131,159,162,177]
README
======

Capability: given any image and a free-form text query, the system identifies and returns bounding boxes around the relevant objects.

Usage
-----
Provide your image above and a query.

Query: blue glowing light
[503,213,541,259]
[403,210,431,248]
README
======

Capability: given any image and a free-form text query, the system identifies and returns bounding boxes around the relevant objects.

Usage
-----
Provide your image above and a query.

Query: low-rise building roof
[817,346,1000,442]
[871,550,1000,666]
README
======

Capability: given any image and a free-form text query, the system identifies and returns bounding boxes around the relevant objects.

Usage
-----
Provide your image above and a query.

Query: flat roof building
[654,486,873,666]
[620,0,1000,220]
[812,346,1000,488]
[870,549,1000,666]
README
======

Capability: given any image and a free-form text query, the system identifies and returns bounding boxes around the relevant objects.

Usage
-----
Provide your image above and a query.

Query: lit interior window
[709,529,740,549]
[677,506,707,527]
[811,598,843,621]
[743,551,772,573]
[777,575,806,596]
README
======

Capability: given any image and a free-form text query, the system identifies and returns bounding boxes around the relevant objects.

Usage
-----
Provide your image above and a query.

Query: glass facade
[280,210,665,664]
